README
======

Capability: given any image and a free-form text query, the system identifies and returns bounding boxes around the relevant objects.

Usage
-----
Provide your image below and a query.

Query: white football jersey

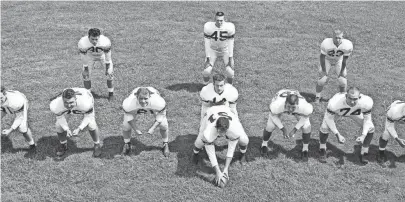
[78,35,111,60]
[269,89,313,116]
[122,87,166,115]
[202,105,243,143]
[326,93,373,117]
[320,38,353,61]
[1,90,27,114]
[386,100,405,124]
[200,83,238,106]
[50,88,94,116]
[204,21,235,51]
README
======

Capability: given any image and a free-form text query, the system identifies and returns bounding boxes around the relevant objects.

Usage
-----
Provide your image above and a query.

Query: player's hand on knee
[1,128,12,136]
[135,130,143,135]
[356,135,366,144]
[72,128,81,136]
[335,133,345,144]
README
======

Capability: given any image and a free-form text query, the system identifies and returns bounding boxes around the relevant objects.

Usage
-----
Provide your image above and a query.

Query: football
[217,176,228,188]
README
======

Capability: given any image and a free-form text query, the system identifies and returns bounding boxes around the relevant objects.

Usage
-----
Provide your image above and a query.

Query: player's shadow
[170,134,229,183]
[299,92,329,103]
[99,136,162,159]
[165,83,205,93]
[1,135,38,159]
[91,91,109,100]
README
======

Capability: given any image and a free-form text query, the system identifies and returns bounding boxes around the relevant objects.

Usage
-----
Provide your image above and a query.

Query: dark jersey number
[339,108,361,116]
[208,112,232,123]
[209,31,228,41]
[327,50,344,57]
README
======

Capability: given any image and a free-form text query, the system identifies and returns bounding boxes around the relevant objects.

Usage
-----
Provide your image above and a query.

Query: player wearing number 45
[377,100,405,164]
[192,105,249,188]
[1,86,36,151]
[203,12,235,84]
[121,87,170,157]
[49,88,102,158]
[315,29,353,103]
[78,28,115,101]
[318,87,374,165]
[261,89,313,161]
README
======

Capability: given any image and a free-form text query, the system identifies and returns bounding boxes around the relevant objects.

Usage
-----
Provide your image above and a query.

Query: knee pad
[317,75,329,86]
[87,120,98,131]
[319,126,330,134]
[338,76,347,87]
[18,124,28,133]
[225,66,235,78]
[202,65,213,78]
[55,122,65,133]
[302,123,311,134]
[238,132,249,147]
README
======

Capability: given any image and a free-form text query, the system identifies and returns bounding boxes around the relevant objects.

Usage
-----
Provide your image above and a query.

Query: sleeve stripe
[224,34,234,39]
[363,110,372,115]
[158,105,167,113]
[85,108,94,114]
[204,34,212,38]
[387,117,396,123]
[327,109,335,115]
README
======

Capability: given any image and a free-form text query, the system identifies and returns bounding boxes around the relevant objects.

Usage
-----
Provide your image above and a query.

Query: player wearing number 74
[318,87,375,165]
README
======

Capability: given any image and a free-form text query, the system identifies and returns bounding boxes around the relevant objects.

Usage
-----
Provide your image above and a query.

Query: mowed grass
[2,1,405,202]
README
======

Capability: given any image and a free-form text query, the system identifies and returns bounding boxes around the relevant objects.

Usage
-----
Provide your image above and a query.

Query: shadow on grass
[1,135,38,159]
[91,91,109,100]
[165,83,205,93]
[99,135,161,159]
[169,134,232,184]
[299,91,329,103]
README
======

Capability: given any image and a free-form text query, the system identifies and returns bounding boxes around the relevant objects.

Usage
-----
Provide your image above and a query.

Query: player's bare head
[332,29,344,46]
[346,87,360,107]
[285,94,299,112]
[216,116,230,133]
[215,12,225,27]
[213,74,226,94]
[135,88,151,107]
[88,28,101,45]
[62,89,77,109]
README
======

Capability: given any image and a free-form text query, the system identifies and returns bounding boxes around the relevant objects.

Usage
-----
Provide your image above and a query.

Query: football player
[200,73,238,118]
[192,105,249,187]
[1,86,36,150]
[315,29,353,103]
[318,87,374,165]
[261,89,313,161]
[377,100,405,164]
[121,87,170,157]
[78,28,114,101]
[50,88,102,157]
[203,12,236,84]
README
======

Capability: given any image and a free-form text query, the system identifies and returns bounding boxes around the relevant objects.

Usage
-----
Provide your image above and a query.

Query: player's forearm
[229,103,238,116]
[10,117,23,130]
[386,120,398,139]
[56,116,70,131]
[223,157,232,172]
[325,115,339,135]
[105,51,112,62]
[340,56,349,75]
[270,113,284,129]
[226,139,238,158]
[204,38,210,57]
[205,144,218,167]
[149,120,161,132]
[320,54,326,72]
[227,38,234,57]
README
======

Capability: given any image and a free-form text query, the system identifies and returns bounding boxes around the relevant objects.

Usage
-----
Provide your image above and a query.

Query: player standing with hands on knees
[203,12,236,84]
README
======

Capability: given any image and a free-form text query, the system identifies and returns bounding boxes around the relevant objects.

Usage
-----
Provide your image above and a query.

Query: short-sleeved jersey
[200,83,238,106]
[269,89,313,116]
[386,100,405,123]
[320,38,353,61]
[122,87,166,115]
[50,88,94,116]
[78,35,111,59]
[326,93,373,117]
[204,22,235,51]
[1,90,27,114]
[202,105,242,143]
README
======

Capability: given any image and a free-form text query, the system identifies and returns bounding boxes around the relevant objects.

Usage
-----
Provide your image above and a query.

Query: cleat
[260,146,269,156]
[162,143,170,157]
[301,151,309,162]
[93,144,102,157]
[319,149,327,163]
[360,153,369,165]
[108,92,115,102]
[121,143,131,156]
[377,150,387,164]
[192,153,199,165]
[56,143,68,157]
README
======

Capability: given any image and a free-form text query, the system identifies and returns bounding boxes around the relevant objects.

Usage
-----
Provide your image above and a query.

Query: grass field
[2,1,405,202]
